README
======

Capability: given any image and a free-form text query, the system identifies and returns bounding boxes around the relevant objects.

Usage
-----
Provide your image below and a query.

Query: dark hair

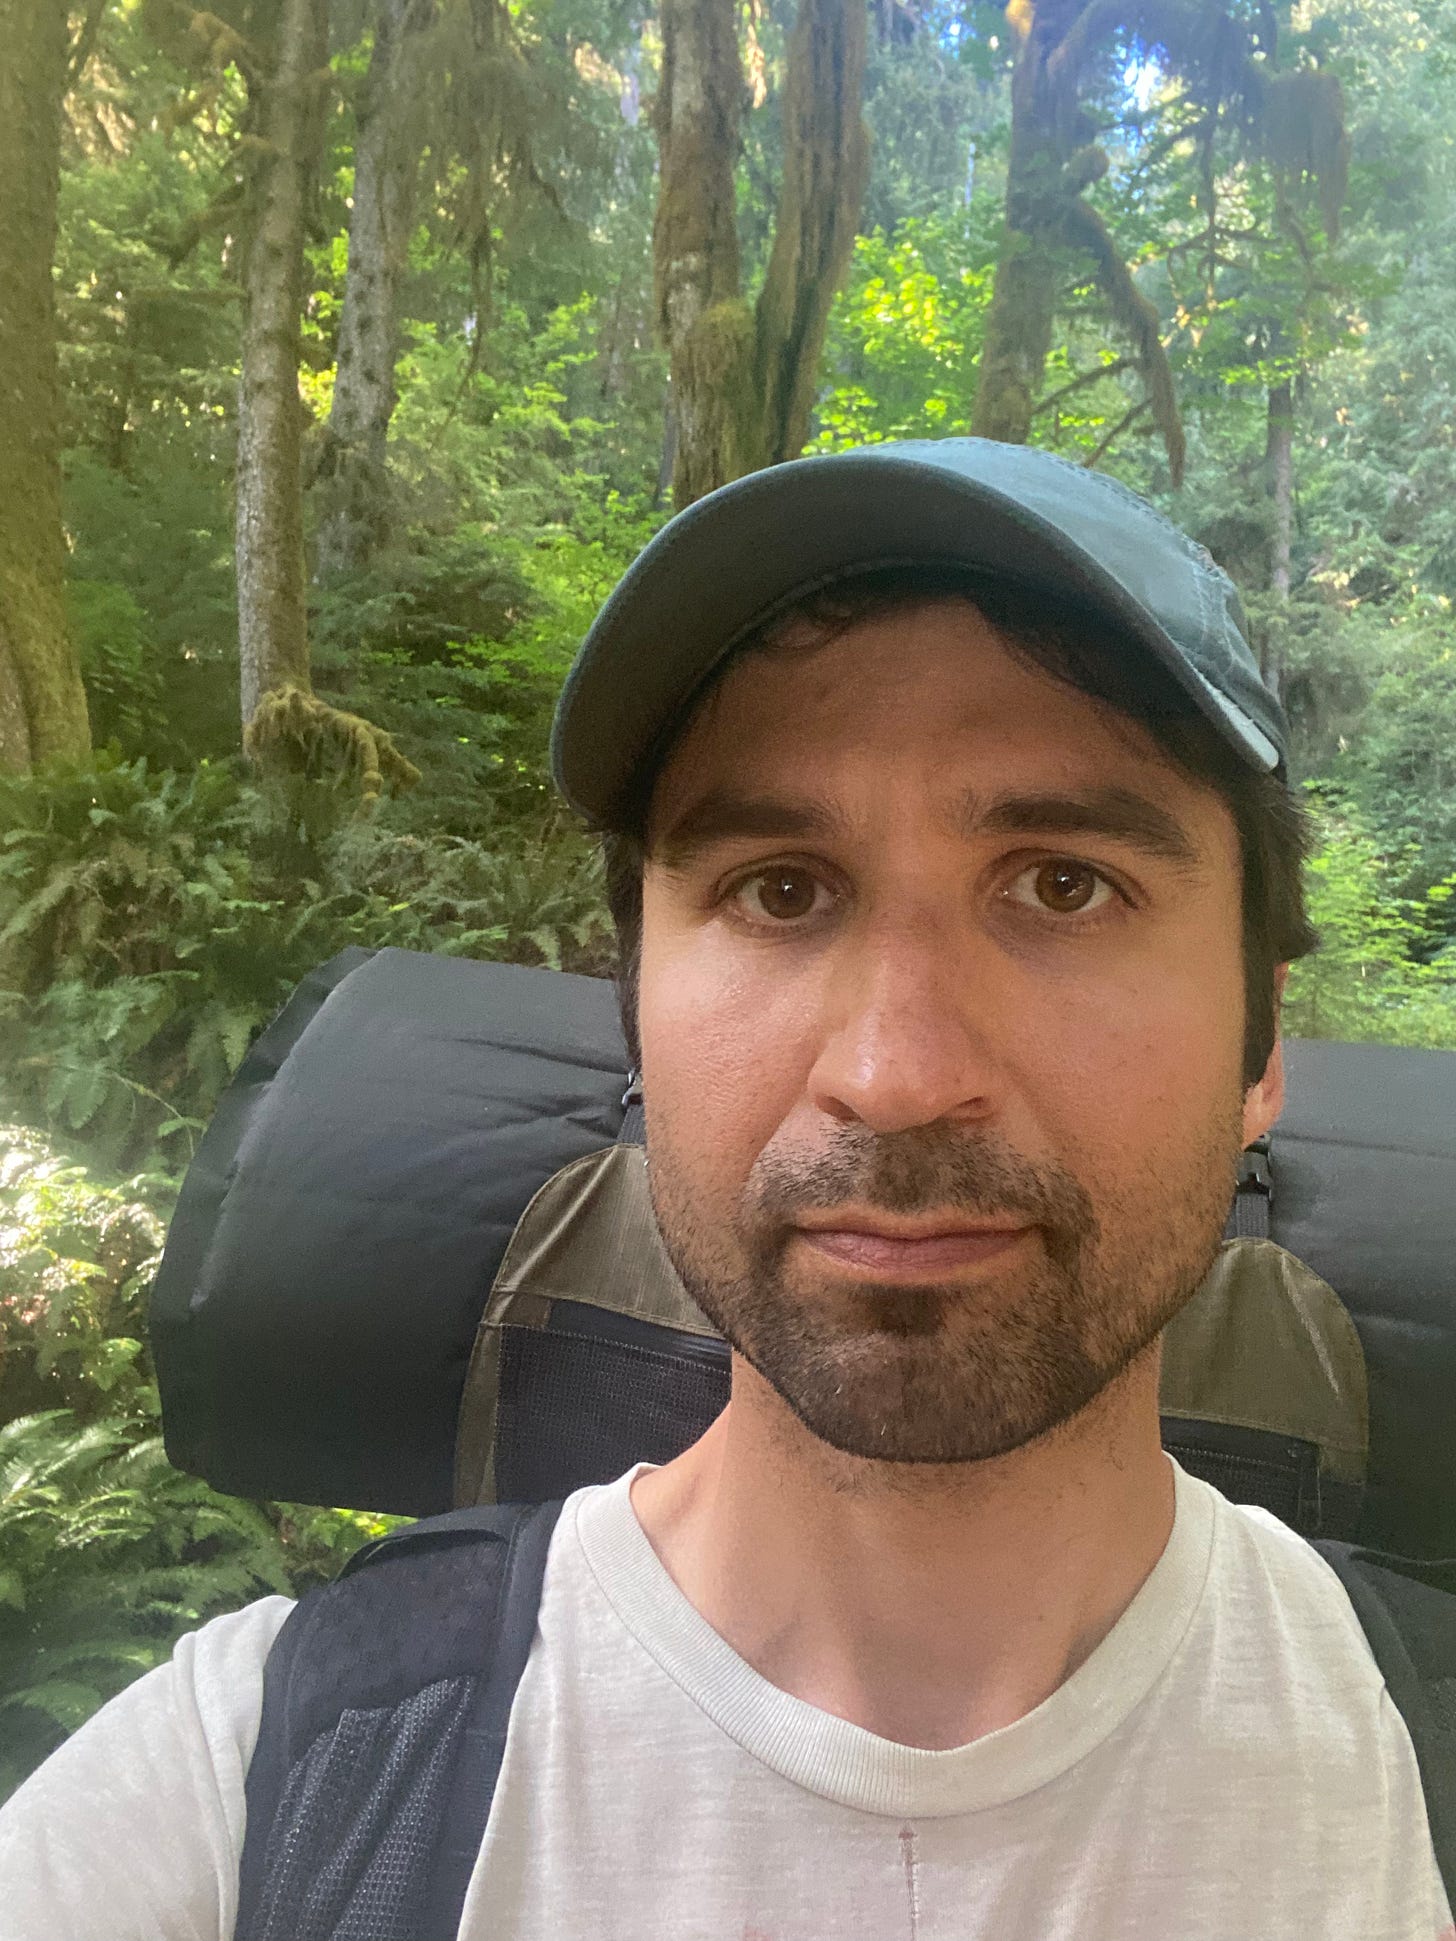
[602,566,1317,1091]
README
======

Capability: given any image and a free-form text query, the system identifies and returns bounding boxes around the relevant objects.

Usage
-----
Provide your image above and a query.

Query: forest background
[3,0,1456,1798]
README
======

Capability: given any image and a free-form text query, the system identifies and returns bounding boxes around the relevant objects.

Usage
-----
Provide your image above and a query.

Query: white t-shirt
[0,1461,1451,1940]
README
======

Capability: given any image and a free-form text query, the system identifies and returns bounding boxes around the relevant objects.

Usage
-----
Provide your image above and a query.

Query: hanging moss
[1062,195,1186,487]
[243,683,422,814]
[972,4,1348,473]
[1260,67,1350,242]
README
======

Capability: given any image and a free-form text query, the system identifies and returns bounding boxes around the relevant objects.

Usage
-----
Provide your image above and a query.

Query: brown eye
[736,868,828,923]
[1036,860,1097,912]
[1005,859,1114,917]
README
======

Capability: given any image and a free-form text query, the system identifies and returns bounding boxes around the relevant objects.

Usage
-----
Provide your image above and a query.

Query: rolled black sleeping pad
[151,949,630,1518]
[149,946,1456,1554]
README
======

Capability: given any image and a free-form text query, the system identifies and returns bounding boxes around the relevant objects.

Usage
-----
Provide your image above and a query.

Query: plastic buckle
[1237,1132,1273,1195]
[622,1070,643,1109]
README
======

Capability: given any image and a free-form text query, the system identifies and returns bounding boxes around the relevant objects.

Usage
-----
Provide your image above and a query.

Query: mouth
[790,1214,1034,1280]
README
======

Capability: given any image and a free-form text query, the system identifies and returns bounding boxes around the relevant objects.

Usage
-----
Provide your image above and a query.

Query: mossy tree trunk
[1262,376,1294,694]
[0,0,92,773]
[972,4,1344,484]
[971,0,1185,482]
[314,0,436,582]
[652,0,747,507]
[652,0,868,510]
[970,14,1071,449]
[752,0,869,467]
[236,0,330,733]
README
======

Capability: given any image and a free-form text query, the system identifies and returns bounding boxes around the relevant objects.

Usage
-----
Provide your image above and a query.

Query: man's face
[637,598,1284,1466]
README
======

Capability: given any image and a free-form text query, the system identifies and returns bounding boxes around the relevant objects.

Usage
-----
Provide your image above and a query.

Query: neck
[630,1350,1175,1749]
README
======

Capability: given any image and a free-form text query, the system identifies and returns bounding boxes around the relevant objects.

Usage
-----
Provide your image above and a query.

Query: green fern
[0,1412,297,1800]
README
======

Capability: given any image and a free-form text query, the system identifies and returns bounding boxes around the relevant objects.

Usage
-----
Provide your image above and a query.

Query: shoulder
[1175,1475,1396,1702]
[0,1595,294,1941]
[1204,1478,1378,1627]
[169,1592,299,1745]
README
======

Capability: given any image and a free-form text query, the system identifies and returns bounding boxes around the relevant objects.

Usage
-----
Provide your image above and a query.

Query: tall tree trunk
[314,0,435,582]
[970,19,1067,447]
[1263,377,1294,693]
[752,0,868,466]
[653,0,868,509]
[1267,379,1293,600]
[970,1,1183,482]
[236,0,330,734]
[652,0,746,508]
[0,0,91,773]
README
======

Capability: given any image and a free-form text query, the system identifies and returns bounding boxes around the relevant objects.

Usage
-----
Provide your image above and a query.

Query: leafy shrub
[0,1128,401,1803]
[0,1124,167,1427]
[0,1412,292,1801]
[0,756,612,1170]
[1284,801,1456,1048]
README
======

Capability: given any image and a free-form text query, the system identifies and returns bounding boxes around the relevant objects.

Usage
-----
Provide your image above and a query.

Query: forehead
[648,596,1209,833]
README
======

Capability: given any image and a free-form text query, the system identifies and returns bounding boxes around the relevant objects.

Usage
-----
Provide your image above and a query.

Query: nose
[805,916,1007,1135]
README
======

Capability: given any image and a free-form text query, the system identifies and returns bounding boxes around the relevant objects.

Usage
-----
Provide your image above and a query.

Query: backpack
[146,945,1456,1937]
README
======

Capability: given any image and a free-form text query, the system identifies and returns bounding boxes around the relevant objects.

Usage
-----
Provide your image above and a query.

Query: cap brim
[551,450,1279,825]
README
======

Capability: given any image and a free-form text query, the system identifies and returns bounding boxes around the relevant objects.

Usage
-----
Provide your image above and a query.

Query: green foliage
[0,1399,396,1804]
[0,1123,402,1803]
[1284,799,1456,1048]
[0,1123,166,1426]
[0,756,274,1165]
[0,753,613,1171]
[813,214,997,448]
[0,1411,292,1800]
[1334,618,1456,902]
[62,448,238,767]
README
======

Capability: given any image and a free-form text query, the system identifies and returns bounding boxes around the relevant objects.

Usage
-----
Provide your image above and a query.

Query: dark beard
[648,1119,1239,1466]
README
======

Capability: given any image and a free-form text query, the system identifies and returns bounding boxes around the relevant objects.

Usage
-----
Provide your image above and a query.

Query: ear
[1242,963,1288,1146]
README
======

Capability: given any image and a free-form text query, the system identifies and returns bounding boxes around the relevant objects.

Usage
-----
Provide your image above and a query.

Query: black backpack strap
[618,1069,645,1146]
[1229,1133,1272,1239]
[237,1498,563,1941]
[1313,1541,1456,1913]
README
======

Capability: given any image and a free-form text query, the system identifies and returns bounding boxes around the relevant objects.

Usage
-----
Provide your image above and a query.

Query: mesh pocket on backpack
[495,1309,731,1503]
[1159,1416,1324,1531]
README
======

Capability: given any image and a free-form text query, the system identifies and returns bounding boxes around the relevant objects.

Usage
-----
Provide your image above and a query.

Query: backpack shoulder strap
[236,1498,562,1941]
[1312,1540,1456,1914]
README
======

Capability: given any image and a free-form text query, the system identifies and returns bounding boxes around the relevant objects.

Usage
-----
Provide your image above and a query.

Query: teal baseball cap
[550,437,1288,827]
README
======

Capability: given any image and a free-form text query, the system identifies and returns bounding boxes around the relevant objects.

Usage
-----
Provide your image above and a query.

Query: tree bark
[1267,379,1293,600]
[236,0,330,734]
[1263,376,1294,693]
[652,0,869,510]
[970,15,1067,447]
[0,0,91,773]
[652,0,747,507]
[314,0,435,582]
[970,0,1184,482]
[752,0,868,466]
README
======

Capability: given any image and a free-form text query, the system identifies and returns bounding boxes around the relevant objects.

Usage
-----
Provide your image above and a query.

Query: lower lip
[794,1227,1033,1277]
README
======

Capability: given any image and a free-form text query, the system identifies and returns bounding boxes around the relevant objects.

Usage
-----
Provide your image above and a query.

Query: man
[1,438,1451,1938]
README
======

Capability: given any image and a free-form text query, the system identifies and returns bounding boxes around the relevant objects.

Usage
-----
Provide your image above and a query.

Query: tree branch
[1032,356,1132,417]
[1062,193,1185,485]
[65,0,108,92]
[1046,0,1129,88]
[1084,398,1151,471]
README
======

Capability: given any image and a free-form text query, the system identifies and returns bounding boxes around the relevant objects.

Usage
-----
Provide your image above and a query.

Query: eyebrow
[651,782,1204,873]
[653,790,851,870]
[965,786,1204,871]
